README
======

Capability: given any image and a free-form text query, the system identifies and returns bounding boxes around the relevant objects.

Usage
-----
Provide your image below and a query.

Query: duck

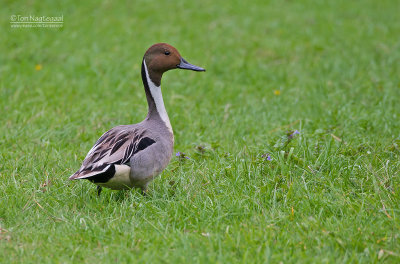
[69,43,205,195]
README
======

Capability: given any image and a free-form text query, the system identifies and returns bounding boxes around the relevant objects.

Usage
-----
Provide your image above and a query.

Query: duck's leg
[140,185,148,196]
[97,186,102,196]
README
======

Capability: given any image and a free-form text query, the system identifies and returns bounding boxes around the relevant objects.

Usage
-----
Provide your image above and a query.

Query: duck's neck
[141,60,172,132]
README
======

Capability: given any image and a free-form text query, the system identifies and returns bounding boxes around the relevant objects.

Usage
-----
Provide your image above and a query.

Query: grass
[1,0,400,262]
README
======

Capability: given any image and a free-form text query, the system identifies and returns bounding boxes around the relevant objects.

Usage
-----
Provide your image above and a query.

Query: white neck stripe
[143,61,172,133]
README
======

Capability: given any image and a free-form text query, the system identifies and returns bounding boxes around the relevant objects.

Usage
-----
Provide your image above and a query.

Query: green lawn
[1,0,399,262]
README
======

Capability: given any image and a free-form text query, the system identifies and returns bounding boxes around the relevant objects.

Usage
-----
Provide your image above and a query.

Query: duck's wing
[69,125,156,180]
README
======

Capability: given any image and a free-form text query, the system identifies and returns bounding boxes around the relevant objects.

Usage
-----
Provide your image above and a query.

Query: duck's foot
[97,186,102,196]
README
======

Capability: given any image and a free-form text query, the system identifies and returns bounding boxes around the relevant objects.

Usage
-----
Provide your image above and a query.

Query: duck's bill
[177,57,205,72]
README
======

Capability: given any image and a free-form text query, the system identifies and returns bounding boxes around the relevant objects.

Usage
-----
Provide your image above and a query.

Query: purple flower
[176,152,190,159]
[261,153,272,161]
[287,130,300,140]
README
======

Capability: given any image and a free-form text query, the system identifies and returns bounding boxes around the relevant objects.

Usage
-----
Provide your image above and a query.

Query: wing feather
[69,126,156,180]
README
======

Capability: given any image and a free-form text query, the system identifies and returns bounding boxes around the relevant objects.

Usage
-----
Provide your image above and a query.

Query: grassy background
[1,0,399,262]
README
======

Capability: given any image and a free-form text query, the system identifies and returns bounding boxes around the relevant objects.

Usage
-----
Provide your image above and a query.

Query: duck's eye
[164,51,170,55]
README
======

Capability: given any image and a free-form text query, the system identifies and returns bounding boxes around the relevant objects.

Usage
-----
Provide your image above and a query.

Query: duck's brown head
[143,43,205,86]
